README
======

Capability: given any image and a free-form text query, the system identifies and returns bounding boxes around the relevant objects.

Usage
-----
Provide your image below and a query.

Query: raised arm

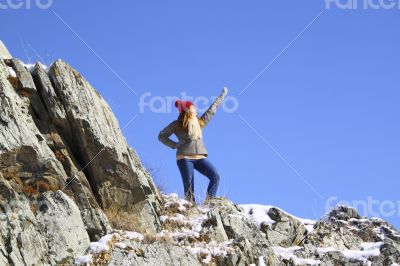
[200,87,228,127]
[158,120,179,149]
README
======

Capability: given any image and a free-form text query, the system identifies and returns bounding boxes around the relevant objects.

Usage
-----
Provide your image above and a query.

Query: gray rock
[326,205,362,222]
[7,58,36,93]
[0,58,66,184]
[303,220,365,251]
[48,60,162,232]
[201,209,229,242]
[372,241,400,265]
[31,62,67,125]
[0,174,90,265]
[0,40,12,59]
[261,207,308,247]
[5,58,50,124]
[66,169,111,241]
[108,241,202,266]
[35,191,91,265]
[0,181,49,266]
[201,198,267,246]
[0,55,165,264]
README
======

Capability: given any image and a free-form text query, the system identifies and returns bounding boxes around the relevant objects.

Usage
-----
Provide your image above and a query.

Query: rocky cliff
[0,45,162,265]
[0,43,399,266]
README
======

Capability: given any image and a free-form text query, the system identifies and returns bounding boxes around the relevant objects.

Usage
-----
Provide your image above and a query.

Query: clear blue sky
[1,1,399,228]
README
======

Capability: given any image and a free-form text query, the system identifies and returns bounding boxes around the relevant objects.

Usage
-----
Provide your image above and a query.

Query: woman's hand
[221,87,228,96]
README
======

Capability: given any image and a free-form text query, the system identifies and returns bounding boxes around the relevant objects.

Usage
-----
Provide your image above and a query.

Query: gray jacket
[158,92,227,156]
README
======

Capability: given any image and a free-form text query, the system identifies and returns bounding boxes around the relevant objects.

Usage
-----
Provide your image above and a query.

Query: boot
[184,192,196,205]
[204,195,225,206]
[204,195,216,206]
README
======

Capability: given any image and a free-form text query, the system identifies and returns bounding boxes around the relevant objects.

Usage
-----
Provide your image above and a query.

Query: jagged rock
[0,58,66,187]
[326,205,362,221]
[301,207,400,265]
[7,59,36,93]
[31,63,67,125]
[261,207,308,247]
[30,62,111,240]
[48,60,162,232]
[303,207,396,251]
[4,58,49,124]
[303,220,366,251]
[0,58,96,265]
[372,241,400,265]
[201,209,229,242]
[201,198,267,246]
[73,192,400,266]
[0,174,90,265]
[0,51,165,265]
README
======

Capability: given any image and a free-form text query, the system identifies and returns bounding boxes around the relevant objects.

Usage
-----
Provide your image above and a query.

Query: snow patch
[7,66,16,78]
[98,233,119,244]
[341,242,383,263]
[360,242,383,251]
[296,218,317,233]
[20,61,48,72]
[273,246,321,266]
[162,192,193,213]
[185,240,235,261]
[158,193,209,242]
[239,204,275,228]
[115,242,127,249]
[87,232,121,254]
[74,254,92,266]
[316,242,383,264]
[258,255,266,266]
[239,204,316,232]
[123,231,144,241]
[89,242,109,253]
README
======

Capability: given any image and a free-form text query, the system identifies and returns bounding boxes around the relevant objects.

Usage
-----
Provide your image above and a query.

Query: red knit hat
[175,100,194,113]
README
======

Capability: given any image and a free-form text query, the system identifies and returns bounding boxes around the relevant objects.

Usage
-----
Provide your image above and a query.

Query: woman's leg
[176,159,195,202]
[194,158,220,197]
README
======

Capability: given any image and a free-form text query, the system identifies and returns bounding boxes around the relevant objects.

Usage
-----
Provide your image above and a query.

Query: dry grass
[162,217,193,232]
[197,233,211,243]
[90,234,120,266]
[1,169,60,198]
[134,247,145,257]
[142,231,174,244]
[103,205,143,232]
[163,201,192,217]
[22,180,60,196]
[197,253,219,266]
[22,185,38,195]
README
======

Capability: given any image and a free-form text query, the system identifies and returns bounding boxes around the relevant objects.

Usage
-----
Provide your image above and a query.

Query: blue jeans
[176,158,220,202]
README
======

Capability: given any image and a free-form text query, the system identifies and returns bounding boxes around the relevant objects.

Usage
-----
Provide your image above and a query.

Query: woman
[158,87,228,205]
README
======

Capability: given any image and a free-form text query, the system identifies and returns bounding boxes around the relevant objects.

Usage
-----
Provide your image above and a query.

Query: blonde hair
[179,111,205,130]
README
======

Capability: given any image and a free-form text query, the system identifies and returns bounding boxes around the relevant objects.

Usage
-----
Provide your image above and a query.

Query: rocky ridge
[75,193,400,266]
